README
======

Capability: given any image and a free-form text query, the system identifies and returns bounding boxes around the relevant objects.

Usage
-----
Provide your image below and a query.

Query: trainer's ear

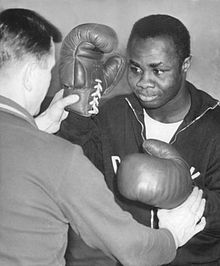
[23,61,38,92]
[182,56,192,73]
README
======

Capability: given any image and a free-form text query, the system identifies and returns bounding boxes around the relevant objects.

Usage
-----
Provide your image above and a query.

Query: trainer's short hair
[0,8,62,68]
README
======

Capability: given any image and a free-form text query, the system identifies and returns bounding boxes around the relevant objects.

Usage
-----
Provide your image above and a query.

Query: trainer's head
[0,8,62,115]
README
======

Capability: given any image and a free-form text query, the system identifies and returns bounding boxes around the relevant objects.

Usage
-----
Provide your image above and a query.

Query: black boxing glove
[117,139,192,209]
[59,23,125,117]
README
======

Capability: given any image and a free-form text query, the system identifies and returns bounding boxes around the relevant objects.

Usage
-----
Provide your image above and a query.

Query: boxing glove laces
[59,23,126,116]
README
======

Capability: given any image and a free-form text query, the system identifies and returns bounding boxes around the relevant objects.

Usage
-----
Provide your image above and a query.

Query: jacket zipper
[125,98,154,228]
[125,98,146,142]
[125,98,220,228]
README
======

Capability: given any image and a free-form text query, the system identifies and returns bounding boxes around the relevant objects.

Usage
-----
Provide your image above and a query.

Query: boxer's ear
[182,56,192,73]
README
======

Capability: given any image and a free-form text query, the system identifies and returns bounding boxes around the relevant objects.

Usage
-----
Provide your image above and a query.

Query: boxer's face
[127,36,187,111]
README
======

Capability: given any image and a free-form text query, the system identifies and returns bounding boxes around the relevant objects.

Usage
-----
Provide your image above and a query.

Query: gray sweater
[0,95,176,266]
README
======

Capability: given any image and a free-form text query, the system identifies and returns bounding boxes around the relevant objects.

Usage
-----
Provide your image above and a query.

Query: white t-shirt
[143,109,183,143]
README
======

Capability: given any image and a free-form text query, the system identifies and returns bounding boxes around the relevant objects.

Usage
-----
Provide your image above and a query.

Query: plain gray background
[1,0,220,101]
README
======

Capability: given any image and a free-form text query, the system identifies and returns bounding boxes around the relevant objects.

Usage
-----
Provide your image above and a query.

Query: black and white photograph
[0,0,219,265]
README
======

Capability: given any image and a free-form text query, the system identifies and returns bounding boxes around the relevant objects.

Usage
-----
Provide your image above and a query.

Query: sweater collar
[0,95,37,128]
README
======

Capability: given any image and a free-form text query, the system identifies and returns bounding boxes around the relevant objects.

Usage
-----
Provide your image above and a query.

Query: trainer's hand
[35,89,79,133]
[158,186,206,248]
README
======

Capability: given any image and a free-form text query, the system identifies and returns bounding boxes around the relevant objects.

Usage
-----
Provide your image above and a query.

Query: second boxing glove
[59,23,125,116]
[117,139,192,209]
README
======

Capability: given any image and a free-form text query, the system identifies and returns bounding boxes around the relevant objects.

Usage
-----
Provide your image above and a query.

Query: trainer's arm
[58,144,176,266]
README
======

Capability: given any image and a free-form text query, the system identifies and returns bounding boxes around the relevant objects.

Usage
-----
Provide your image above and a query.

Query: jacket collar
[125,81,219,126]
[125,93,144,122]
[0,95,37,128]
[184,81,219,123]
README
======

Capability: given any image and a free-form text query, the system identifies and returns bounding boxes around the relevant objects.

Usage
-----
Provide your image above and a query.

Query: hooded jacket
[59,81,220,266]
